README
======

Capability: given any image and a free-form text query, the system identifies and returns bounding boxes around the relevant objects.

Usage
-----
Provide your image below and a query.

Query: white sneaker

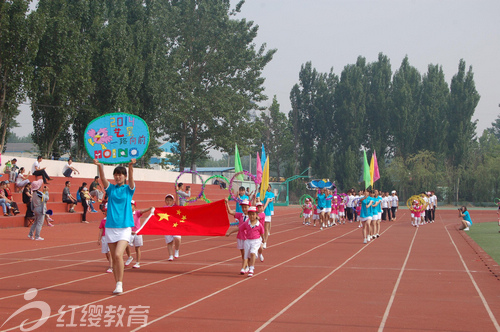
[363,238,367,244]
[464,227,469,231]
[35,237,44,241]
[133,263,140,268]
[125,257,133,266]
[168,255,174,261]
[240,268,246,275]
[259,253,264,262]
[320,226,323,230]
[244,267,249,274]
[174,250,179,258]
[367,236,371,242]
[106,267,113,273]
[113,282,123,294]
[262,242,267,249]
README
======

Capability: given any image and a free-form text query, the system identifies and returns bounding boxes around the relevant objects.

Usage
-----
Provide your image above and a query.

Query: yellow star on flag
[181,215,187,221]
[158,213,170,221]
[173,222,178,227]
[176,209,181,215]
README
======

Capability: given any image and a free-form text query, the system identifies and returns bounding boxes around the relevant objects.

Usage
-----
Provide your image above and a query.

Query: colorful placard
[84,113,150,164]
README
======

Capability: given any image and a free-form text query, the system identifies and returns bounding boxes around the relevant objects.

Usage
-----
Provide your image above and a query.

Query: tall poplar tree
[390,56,422,158]
[159,0,275,170]
[0,0,40,151]
[30,0,94,157]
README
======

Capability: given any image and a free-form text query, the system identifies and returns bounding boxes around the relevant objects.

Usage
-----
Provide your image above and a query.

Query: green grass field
[466,221,500,264]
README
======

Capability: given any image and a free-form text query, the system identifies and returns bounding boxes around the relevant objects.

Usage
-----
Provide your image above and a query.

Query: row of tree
[2,1,494,203]
[1,0,274,167]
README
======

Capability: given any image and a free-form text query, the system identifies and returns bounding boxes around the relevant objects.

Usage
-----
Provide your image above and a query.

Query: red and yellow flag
[136,199,230,236]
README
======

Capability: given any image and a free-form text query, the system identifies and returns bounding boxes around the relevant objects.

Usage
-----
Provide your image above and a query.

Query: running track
[1,207,499,331]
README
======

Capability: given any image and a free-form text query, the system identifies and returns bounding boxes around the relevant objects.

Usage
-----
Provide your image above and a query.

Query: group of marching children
[301,190,348,228]
[225,184,274,277]
[300,188,404,244]
[409,191,437,227]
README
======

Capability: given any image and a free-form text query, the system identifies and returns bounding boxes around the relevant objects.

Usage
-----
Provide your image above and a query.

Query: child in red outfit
[239,206,265,277]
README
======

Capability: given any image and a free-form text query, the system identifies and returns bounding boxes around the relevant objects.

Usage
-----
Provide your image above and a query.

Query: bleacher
[0,174,233,228]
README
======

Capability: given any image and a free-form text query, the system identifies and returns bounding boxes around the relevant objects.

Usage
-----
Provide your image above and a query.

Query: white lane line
[133,227,362,331]
[3,221,339,331]
[255,225,395,332]
[377,227,419,332]
[0,224,304,301]
[444,224,500,331]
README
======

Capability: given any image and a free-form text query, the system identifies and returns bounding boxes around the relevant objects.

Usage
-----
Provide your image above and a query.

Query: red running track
[0,207,499,331]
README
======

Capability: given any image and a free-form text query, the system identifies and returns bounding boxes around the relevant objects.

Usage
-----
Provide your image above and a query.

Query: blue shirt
[325,195,333,208]
[236,194,249,213]
[375,196,383,214]
[360,197,372,218]
[257,191,275,216]
[105,183,135,228]
[463,211,472,224]
[317,193,326,209]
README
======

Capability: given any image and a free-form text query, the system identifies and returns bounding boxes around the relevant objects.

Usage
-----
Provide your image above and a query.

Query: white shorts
[244,238,262,259]
[271,211,274,216]
[303,213,312,218]
[129,234,143,247]
[237,238,245,250]
[313,215,319,220]
[359,217,372,222]
[339,212,345,217]
[411,213,414,218]
[465,220,471,227]
[316,208,324,214]
[330,213,338,219]
[372,213,381,221]
[164,235,181,244]
[324,208,332,213]
[101,237,109,254]
[265,216,271,222]
[104,227,132,244]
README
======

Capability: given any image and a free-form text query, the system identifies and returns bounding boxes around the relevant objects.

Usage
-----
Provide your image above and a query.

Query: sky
[13,0,500,140]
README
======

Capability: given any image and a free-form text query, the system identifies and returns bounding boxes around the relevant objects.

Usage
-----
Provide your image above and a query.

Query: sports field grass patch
[466,221,500,265]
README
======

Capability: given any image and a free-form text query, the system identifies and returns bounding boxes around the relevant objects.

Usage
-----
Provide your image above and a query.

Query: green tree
[30,0,94,158]
[0,0,40,151]
[390,56,422,158]
[257,96,293,179]
[446,59,480,167]
[333,57,367,189]
[419,64,449,154]
[160,0,275,170]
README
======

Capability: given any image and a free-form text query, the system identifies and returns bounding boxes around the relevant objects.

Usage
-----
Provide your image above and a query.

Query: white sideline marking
[444,224,500,331]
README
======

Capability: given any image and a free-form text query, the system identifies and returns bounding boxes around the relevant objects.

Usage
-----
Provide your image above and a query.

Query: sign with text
[84,113,150,164]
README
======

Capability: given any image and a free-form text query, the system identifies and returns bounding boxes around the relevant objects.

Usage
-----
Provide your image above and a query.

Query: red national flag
[136,199,230,236]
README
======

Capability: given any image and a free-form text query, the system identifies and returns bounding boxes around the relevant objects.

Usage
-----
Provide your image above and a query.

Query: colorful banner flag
[372,150,380,185]
[256,152,262,184]
[363,150,371,189]
[260,157,269,198]
[234,144,244,181]
[136,199,230,236]
[261,143,266,171]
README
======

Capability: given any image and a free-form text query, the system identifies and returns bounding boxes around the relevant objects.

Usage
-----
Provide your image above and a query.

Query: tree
[333,57,367,189]
[257,96,293,179]
[159,0,276,170]
[390,56,422,158]
[30,0,94,158]
[0,0,40,152]
[419,64,449,154]
[446,59,480,167]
